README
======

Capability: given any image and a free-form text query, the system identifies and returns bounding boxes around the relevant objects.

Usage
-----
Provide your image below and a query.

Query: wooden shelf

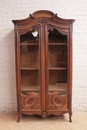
[48,43,67,46]
[21,67,39,70]
[49,83,67,91]
[21,83,67,92]
[21,43,66,46]
[56,62,67,64]
[48,67,67,70]
[21,85,40,92]
[21,43,38,46]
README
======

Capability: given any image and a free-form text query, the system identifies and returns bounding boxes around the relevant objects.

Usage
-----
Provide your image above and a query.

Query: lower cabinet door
[21,92,41,111]
[48,92,68,111]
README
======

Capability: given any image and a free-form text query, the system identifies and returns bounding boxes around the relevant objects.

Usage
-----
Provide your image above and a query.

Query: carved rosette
[48,92,67,110]
[39,18,47,26]
[21,92,41,110]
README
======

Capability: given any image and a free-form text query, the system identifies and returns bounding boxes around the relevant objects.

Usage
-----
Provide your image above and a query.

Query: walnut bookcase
[12,10,75,122]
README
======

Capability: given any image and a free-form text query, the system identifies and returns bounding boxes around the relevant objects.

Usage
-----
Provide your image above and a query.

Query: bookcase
[12,10,75,122]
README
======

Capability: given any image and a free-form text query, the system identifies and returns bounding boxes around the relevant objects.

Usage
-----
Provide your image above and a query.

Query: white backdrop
[0,0,87,111]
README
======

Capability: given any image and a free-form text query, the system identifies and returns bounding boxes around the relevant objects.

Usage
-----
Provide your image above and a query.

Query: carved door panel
[19,25,42,111]
[45,25,69,113]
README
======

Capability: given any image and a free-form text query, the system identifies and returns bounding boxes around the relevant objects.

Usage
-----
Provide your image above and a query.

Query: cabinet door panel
[45,26,68,111]
[48,92,68,111]
[20,29,41,110]
[21,92,41,110]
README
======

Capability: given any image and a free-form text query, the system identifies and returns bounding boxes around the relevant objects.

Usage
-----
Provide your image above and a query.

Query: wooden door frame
[15,24,44,117]
[44,23,70,115]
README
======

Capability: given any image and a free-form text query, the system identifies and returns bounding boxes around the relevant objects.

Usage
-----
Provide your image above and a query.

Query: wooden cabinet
[12,10,75,122]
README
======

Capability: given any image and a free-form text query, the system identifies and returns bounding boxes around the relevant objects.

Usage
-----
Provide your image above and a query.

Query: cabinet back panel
[49,70,67,84]
[21,70,40,86]
[48,29,67,43]
[48,46,67,68]
[20,31,39,43]
[20,46,39,68]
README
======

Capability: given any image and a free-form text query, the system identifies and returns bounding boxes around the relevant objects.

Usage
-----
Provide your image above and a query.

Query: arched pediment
[12,10,75,25]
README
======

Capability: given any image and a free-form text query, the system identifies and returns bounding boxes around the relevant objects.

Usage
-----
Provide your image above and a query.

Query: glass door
[46,27,68,111]
[20,29,41,110]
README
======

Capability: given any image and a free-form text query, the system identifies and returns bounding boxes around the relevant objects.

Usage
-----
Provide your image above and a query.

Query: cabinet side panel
[69,25,73,115]
[15,26,21,115]
[14,25,19,114]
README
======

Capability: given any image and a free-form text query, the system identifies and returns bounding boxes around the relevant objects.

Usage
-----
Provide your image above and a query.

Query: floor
[0,112,87,130]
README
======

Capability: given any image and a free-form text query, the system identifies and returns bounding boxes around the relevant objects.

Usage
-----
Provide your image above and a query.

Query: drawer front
[48,92,68,111]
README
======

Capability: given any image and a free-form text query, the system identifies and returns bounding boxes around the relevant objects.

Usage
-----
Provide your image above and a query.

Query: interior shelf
[55,62,67,64]
[49,83,67,91]
[20,67,39,70]
[21,85,40,92]
[48,43,67,45]
[21,83,67,92]
[20,43,38,46]
[21,42,67,46]
[48,67,67,70]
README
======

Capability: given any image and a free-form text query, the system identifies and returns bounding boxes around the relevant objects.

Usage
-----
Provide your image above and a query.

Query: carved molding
[41,111,47,117]
[47,24,68,35]
[48,92,67,110]
[33,25,41,31]
[18,24,41,35]
[51,13,57,18]
[21,92,41,109]
[29,14,34,19]
[48,25,54,31]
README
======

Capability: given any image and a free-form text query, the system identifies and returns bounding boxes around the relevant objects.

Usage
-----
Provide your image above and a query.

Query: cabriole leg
[17,113,21,122]
[69,112,72,122]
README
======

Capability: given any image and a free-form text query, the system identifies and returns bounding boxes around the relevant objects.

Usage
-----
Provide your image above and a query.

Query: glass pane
[20,30,40,94]
[48,28,68,95]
